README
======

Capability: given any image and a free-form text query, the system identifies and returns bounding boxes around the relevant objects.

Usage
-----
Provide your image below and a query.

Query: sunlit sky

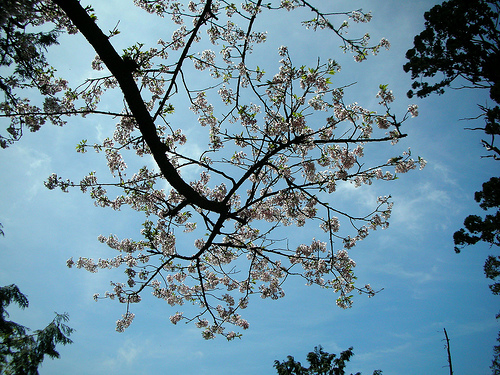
[1,1,499,374]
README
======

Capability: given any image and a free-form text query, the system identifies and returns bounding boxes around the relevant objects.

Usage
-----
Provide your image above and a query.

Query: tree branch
[52,0,228,215]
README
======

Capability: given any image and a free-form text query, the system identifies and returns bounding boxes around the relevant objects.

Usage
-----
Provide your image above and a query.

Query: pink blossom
[408,104,419,117]
[169,312,183,325]
[116,312,135,332]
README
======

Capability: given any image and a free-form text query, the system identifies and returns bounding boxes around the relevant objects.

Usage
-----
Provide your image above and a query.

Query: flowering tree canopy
[0,0,424,339]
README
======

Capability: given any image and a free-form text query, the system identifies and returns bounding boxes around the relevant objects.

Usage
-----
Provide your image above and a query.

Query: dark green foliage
[404,0,500,160]
[0,1,60,75]
[0,284,73,375]
[0,0,58,147]
[493,330,500,375]
[0,0,76,148]
[485,255,500,295]
[274,345,382,375]
[403,0,500,103]
[406,0,500,282]
[453,177,500,373]
[454,177,500,294]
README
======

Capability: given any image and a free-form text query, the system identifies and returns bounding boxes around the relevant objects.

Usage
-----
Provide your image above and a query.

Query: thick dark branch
[481,139,500,158]
[53,0,227,215]
[0,109,130,118]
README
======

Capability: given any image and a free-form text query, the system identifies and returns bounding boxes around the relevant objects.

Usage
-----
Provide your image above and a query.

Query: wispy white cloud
[380,262,437,284]
[101,338,144,371]
[454,319,499,338]
[356,341,413,362]
[390,180,457,232]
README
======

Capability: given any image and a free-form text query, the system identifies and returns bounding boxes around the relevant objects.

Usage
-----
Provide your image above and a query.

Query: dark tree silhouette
[454,177,500,257]
[0,0,79,148]
[0,284,73,375]
[404,0,500,159]
[274,345,382,375]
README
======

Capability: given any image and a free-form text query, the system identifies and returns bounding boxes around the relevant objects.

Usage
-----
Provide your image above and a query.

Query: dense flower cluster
[116,312,135,333]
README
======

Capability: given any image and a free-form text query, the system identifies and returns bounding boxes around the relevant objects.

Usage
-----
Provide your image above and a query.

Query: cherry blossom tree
[0,0,424,339]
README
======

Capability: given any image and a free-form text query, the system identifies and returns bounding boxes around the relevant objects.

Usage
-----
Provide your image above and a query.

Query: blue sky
[0,1,498,374]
